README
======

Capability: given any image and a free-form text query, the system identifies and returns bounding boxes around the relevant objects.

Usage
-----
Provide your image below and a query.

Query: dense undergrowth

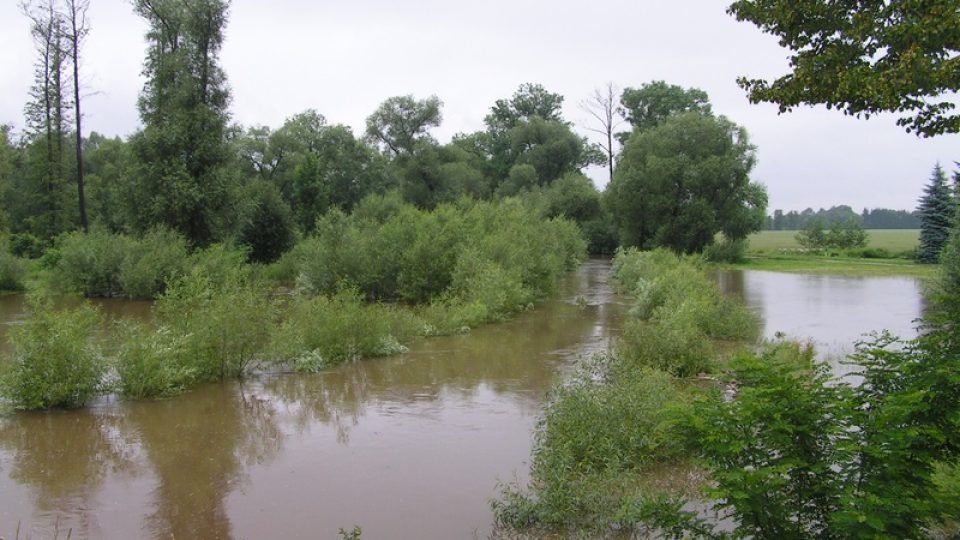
[493,248,960,538]
[0,195,585,409]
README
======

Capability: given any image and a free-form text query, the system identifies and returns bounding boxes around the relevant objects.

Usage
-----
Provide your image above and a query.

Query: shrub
[50,229,133,297]
[616,316,712,378]
[796,218,868,250]
[0,237,25,291]
[270,289,426,371]
[9,232,45,259]
[155,267,276,381]
[0,298,104,410]
[702,237,747,263]
[113,321,196,399]
[117,227,189,299]
[535,366,691,476]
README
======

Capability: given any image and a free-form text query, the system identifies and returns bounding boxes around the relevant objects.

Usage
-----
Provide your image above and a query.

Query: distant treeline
[765,205,920,230]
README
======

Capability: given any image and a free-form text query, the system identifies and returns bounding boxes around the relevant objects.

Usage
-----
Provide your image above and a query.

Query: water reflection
[0,260,627,539]
[0,409,133,539]
[715,269,924,360]
[119,384,283,540]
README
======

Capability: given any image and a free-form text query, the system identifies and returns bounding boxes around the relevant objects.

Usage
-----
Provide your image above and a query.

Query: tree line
[765,205,922,230]
[0,0,772,264]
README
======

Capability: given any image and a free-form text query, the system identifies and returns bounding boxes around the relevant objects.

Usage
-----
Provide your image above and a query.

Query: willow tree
[129,0,232,246]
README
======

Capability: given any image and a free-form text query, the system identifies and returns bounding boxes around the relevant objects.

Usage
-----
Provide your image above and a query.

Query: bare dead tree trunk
[66,0,89,232]
[580,82,624,185]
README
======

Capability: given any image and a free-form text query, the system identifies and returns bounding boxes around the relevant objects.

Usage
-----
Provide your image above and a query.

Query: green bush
[155,267,276,381]
[284,196,585,305]
[9,232,45,259]
[118,227,189,299]
[535,366,691,476]
[48,227,191,299]
[237,180,297,264]
[616,316,712,378]
[0,298,104,410]
[270,288,426,371]
[703,237,747,263]
[50,229,133,297]
[113,321,196,399]
[0,237,25,291]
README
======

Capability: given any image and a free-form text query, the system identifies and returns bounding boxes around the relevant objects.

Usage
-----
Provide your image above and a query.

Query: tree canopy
[619,81,712,133]
[364,95,442,156]
[729,0,960,137]
[607,111,767,253]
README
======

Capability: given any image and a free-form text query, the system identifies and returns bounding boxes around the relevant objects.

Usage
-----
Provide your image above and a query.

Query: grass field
[748,229,920,253]
[732,229,937,278]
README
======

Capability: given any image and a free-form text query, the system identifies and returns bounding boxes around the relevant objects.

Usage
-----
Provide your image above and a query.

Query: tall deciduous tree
[619,81,711,133]
[917,163,955,263]
[129,0,232,246]
[728,0,960,136]
[364,95,442,156]
[485,83,566,133]
[607,111,767,253]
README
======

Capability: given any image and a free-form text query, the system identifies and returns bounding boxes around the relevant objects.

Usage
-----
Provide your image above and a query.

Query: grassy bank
[735,229,935,278]
[749,229,920,252]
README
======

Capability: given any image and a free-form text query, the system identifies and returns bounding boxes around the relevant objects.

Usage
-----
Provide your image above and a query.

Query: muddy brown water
[0,263,924,539]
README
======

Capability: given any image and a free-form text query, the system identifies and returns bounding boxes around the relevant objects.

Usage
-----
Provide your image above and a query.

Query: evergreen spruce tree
[917,164,954,263]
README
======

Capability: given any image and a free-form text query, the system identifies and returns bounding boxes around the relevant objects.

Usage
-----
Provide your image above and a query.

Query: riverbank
[728,253,937,278]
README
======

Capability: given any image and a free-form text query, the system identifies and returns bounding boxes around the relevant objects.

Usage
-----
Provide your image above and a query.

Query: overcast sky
[2,0,957,212]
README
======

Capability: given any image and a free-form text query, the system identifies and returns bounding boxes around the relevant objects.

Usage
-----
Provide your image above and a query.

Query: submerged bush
[280,195,585,308]
[0,298,104,410]
[494,359,704,530]
[703,237,747,263]
[270,288,426,371]
[155,266,276,382]
[113,322,196,399]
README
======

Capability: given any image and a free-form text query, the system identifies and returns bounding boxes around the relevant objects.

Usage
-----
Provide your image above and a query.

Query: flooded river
[0,263,924,539]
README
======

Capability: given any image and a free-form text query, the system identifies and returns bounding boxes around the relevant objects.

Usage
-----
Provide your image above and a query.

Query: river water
[0,263,924,539]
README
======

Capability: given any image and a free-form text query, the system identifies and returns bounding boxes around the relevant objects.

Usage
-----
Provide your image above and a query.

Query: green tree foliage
[234,111,388,229]
[795,217,868,250]
[128,0,233,246]
[0,298,104,410]
[619,80,712,133]
[20,0,72,239]
[728,0,960,136]
[478,83,602,187]
[364,95,442,156]
[83,132,134,232]
[607,112,767,253]
[507,117,602,185]
[485,82,566,133]
[237,180,295,264]
[917,163,955,262]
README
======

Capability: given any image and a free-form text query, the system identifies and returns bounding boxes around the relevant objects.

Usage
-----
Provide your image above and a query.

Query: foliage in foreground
[0,298,104,410]
[495,244,960,538]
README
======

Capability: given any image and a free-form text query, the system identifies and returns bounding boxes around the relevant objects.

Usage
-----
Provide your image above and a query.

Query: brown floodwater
[0,264,924,539]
